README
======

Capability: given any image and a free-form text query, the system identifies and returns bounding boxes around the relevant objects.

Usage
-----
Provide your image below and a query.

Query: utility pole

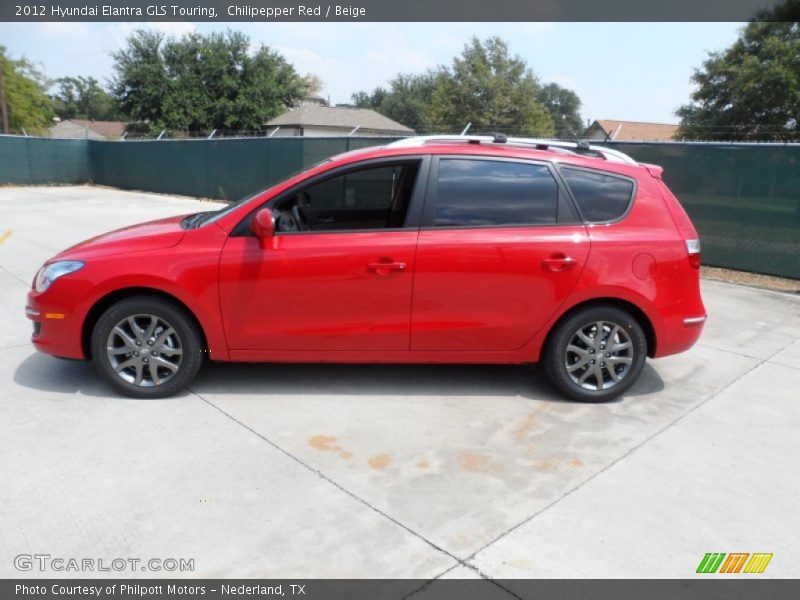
[0,59,9,134]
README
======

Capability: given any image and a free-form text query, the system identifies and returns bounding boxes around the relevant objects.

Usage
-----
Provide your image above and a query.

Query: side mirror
[251,208,275,239]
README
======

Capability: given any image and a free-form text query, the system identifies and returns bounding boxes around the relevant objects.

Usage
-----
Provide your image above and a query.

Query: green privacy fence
[89,136,396,201]
[0,135,798,279]
[607,142,800,280]
[0,136,90,184]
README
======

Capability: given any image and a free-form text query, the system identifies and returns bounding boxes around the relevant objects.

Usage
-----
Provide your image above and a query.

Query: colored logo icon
[697,553,773,574]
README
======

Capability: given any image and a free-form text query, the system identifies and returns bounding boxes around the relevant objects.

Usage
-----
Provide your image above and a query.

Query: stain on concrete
[309,436,356,462]
[368,453,391,470]
[534,457,560,471]
[570,457,583,468]
[459,451,504,474]
[308,435,341,452]
[416,460,430,469]
[0,229,12,246]
[506,558,532,570]
[513,404,549,441]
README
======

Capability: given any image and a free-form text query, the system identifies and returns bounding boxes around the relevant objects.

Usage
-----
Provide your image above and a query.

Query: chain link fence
[1,135,798,279]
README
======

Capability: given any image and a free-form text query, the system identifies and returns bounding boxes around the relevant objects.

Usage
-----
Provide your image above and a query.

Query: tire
[543,304,647,403]
[91,295,204,399]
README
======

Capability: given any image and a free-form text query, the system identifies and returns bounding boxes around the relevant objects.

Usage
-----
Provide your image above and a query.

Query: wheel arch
[81,287,210,360]
[543,297,657,359]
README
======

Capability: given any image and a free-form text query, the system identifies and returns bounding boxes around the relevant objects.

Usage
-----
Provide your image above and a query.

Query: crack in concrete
[186,333,800,583]
[0,263,30,287]
[188,386,469,578]
[697,341,800,370]
[460,334,800,573]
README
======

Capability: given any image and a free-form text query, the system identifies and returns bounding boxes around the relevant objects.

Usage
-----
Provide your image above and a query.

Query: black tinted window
[277,161,420,232]
[307,165,405,210]
[434,159,558,227]
[561,168,634,222]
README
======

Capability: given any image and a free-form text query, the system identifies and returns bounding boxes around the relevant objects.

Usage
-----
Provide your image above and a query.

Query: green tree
[351,37,562,136]
[428,37,554,136]
[111,29,311,132]
[0,46,53,134]
[53,76,119,121]
[677,14,800,141]
[352,73,435,132]
[537,83,584,139]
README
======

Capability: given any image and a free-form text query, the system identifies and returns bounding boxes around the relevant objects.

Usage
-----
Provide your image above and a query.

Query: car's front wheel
[91,296,203,398]
[543,304,647,402]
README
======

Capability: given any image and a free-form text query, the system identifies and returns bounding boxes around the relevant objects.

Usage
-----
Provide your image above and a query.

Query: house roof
[304,93,329,105]
[266,106,414,134]
[64,119,127,137]
[589,119,679,142]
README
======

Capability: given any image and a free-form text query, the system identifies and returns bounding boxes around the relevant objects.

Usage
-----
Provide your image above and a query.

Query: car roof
[328,137,646,178]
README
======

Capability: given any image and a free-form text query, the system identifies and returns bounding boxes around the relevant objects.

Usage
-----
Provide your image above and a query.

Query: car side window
[433,159,558,227]
[274,161,421,232]
[561,167,634,223]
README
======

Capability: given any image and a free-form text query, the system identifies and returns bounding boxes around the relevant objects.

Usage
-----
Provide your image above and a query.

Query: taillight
[686,239,701,269]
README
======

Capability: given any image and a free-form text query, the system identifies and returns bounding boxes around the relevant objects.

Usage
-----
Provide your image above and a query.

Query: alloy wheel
[564,321,633,391]
[106,314,183,387]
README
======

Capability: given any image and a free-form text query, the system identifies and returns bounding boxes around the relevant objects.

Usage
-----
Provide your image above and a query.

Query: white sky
[0,21,743,124]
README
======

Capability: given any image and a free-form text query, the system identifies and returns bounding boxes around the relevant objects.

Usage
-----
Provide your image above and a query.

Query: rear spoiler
[641,163,664,179]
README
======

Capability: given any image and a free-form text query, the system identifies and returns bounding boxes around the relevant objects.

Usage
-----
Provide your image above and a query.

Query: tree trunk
[0,63,9,134]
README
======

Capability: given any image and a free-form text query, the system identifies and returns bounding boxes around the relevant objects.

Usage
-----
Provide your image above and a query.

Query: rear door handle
[367,259,407,274]
[541,254,578,272]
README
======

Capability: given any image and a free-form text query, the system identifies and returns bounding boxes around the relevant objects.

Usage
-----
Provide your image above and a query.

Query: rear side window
[434,159,558,227]
[561,168,634,223]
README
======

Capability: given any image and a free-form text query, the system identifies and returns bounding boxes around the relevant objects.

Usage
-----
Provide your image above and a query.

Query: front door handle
[541,254,578,272]
[367,258,407,275]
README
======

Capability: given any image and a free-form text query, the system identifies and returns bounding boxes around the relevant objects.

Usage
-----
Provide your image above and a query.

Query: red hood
[56,214,189,260]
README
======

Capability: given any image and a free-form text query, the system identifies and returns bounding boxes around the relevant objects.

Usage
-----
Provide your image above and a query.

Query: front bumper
[26,291,86,360]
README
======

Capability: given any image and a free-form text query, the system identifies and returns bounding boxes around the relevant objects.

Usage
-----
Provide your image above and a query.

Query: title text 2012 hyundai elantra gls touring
[26,135,706,401]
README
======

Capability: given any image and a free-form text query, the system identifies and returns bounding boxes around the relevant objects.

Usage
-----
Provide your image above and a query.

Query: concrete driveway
[1,186,798,582]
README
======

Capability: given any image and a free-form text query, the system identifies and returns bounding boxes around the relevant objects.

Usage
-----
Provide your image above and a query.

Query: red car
[26,135,705,402]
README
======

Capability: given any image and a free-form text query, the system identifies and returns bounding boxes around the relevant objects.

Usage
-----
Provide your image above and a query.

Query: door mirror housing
[251,208,275,239]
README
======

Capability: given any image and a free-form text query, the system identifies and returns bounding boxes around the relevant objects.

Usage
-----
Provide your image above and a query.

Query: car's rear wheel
[91,296,203,398]
[543,304,647,402]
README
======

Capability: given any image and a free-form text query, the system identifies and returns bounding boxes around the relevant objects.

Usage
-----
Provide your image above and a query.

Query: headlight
[34,260,85,293]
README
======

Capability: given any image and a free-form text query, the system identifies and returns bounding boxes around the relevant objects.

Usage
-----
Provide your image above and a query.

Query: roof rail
[387,135,638,165]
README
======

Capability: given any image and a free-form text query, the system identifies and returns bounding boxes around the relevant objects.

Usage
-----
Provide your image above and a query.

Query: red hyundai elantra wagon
[26,135,706,401]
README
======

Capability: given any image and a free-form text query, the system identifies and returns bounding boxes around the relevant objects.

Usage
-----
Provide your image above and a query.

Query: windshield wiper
[181,212,213,229]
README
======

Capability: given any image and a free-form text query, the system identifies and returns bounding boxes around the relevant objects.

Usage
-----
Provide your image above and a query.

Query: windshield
[192,159,333,228]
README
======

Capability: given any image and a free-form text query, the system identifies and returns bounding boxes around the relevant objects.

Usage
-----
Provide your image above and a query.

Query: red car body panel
[410,225,590,351]
[219,230,418,351]
[27,142,705,366]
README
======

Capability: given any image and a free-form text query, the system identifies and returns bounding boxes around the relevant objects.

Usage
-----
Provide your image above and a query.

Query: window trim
[231,155,431,237]
[420,155,577,231]
[554,163,638,226]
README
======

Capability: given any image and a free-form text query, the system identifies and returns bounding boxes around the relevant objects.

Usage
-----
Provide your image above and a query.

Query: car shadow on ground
[12,353,194,400]
[13,351,666,402]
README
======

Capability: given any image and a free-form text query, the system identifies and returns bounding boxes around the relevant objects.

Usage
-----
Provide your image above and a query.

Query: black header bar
[2,0,785,22]
[4,579,800,600]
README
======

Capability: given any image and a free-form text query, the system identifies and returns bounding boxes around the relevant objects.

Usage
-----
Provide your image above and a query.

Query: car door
[219,157,428,351]
[410,156,590,351]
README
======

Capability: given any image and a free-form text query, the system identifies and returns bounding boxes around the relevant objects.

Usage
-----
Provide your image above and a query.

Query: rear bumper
[682,315,707,326]
[654,312,706,358]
